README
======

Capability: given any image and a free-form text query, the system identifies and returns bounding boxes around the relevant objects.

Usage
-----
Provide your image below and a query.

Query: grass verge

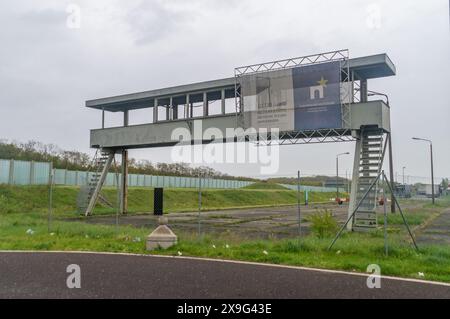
[0,185,335,216]
[0,210,449,283]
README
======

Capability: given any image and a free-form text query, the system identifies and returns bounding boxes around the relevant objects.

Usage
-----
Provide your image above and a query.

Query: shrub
[308,209,338,238]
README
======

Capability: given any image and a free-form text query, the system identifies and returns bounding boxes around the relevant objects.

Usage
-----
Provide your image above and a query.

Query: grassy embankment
[1,184,450,282]
[0,184,333,216]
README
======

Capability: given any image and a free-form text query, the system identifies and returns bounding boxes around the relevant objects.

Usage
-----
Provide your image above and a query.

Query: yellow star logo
[317,76,328,87]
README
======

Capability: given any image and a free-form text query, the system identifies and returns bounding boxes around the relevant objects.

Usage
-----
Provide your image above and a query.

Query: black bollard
[154,187,163,215]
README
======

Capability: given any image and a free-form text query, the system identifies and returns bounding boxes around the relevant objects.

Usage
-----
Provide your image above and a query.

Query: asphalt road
[0,251,449,299]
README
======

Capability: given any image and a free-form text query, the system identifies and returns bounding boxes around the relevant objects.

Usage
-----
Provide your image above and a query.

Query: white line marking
[1,249,449,287]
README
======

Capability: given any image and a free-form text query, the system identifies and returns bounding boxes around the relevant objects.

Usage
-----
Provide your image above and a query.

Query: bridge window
[103,111,124,128]
[129,108,153,125]
[224,89,237,114]
[191,102,203,117]
[207,91,222,116]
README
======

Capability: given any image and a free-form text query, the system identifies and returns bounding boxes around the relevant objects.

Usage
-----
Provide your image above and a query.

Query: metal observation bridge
[82,50,396,232]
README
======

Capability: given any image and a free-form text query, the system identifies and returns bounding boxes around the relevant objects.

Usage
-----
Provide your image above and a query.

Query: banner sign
[241,61,342,131]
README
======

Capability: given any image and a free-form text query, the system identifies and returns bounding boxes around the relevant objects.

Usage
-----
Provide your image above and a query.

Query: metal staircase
[351,129,384,231]
[76,149,115,216]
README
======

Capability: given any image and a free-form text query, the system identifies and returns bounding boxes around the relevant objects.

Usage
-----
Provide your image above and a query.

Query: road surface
[1,251,449,299]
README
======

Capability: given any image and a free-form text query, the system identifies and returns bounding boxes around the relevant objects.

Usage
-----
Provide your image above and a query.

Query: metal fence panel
[279,183,342,193]
[65,171,77,185]
[13,160,31,185]
[54,169,66,185]
[0,160,10,184]
[0,158,256,189]
[34,162,50,185]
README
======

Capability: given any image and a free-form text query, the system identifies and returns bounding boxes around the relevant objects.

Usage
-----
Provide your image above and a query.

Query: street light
[336,152,350,203]
[412,137,435,204]
[402,166,406,186]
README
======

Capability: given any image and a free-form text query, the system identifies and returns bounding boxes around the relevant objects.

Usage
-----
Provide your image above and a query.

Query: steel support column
[170,97,177,120]
[360,79,368,102]
[347,131,362,230]
[221,89,226,114]
[120,149,128,214]
[123,110,129,127]
[166,102,170,121]
[203,92,208,117]
[388,133,395,212]
[102,108,105,129]
[153,98,158,123]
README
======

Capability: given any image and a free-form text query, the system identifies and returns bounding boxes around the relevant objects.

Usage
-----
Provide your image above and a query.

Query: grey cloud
[125,1,190,45]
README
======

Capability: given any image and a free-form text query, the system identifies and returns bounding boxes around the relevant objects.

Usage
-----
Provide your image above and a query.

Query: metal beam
[170,97,177,120]
[90,101,389,149]
[123,110,129,127]
[153,98,158,123]
[102,108,105,129]
[347,132,362,230]
[221,89,226,115]
[203,92,208,117]
[360,79,368,102]
[120,150,128,214]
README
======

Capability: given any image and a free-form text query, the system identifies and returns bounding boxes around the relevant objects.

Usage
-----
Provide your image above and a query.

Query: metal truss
[234,49,349,76]
[352,78,361,103]
[340,52,351,128]
[254,128,355,146]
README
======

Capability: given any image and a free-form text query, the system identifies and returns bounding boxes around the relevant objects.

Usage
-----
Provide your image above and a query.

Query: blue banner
[293,61,342,130]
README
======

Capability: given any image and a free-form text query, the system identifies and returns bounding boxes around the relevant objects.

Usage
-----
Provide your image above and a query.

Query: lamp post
[402,166,406,186]
[336,152,350,202]
[412,137,435,204]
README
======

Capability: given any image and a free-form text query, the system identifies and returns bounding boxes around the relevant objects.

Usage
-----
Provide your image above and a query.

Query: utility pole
[388,133,395,213]
[430,142,435,204]
[336,152,350,202]
[402,166,406,186]
[412,137,435,205]
[297,170,301,238]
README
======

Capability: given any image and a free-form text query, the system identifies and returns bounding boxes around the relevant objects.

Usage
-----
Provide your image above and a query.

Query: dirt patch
[417,209,450,245]
[73,204,348,239]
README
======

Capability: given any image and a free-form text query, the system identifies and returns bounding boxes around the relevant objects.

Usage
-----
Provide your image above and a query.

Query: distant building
[416,184,441,198]
[322,180,349,191]
[395,184,412,198]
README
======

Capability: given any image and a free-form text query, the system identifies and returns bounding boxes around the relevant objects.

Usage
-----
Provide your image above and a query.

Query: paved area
[78,202,422,239]
[417,208,450,245]
[0,251,449,299]
[80,204,351,239]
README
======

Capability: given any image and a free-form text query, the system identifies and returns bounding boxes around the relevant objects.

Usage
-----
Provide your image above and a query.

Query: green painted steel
[0,158,253,189]
[1,159,343,192]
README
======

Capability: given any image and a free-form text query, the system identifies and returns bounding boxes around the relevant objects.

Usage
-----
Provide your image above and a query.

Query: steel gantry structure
[83,51,396,231]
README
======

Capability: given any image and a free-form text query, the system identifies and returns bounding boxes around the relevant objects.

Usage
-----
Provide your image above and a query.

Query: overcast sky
[0,0,448,182]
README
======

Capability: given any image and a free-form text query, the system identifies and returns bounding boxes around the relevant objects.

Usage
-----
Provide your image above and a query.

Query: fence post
[8,159,14,185]
[198,175,202,238]
[297,170,301,238]
[46,163,52,185]
[29,161,35,185]
[64,169,68,185]
[48,162,53,233]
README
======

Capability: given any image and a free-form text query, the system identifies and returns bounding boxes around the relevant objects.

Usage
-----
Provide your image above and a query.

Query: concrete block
[146,224,177,250]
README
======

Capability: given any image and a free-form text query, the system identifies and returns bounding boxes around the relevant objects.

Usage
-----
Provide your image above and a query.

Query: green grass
[243,182,289,190]
[0,184,334,217]
[1,212,450,282]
